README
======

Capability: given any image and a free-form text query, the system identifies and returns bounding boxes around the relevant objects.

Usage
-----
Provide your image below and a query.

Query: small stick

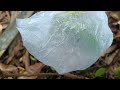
[64,73,84,79]
[1,72,84,79]
[1,72,59,77]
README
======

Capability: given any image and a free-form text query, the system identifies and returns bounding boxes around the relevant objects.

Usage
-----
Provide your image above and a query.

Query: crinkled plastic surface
[16,11,113,74]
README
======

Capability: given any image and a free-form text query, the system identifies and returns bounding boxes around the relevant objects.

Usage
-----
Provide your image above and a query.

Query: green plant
[65,11,86,16]
[95,67,106,77]
[115,67,120,78]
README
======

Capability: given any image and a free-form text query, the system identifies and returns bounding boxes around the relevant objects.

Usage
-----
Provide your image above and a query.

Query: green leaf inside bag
[65,11,86,16]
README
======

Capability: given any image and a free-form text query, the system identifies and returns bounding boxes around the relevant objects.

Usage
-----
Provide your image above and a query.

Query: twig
[64,73,84,79]
[1,72,59,77]
[1,72,84,79]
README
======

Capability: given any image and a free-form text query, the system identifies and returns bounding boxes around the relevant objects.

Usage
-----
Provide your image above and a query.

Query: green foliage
[115,67,120,78]
[65,11,86,16]
[95,68,106,77]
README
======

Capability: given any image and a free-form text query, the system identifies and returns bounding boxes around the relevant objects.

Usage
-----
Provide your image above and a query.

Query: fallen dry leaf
[115,31,120,40]
[5,11,11,21]
[0,24,2,34]
[23,50,45,75]
[17,76,37,79]
[17,63,44,79]
[110,11,120,20]
[23,50,30,68]
[110,49,120,65]
[104,44,118,55]
[0,12,5,20]
[26,63,45,75]
[104,49,119,65]
[6,40,22,64]
[18,50,45,79]
[0,63,18,73]
[0,11,11,24]
[0,50,5,57]
[2,24,8,29]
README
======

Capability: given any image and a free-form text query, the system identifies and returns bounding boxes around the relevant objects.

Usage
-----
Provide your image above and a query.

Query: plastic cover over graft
[16,11,113,74]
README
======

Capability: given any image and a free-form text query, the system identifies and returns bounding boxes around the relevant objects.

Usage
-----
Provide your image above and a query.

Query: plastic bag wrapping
[16,11,113,74]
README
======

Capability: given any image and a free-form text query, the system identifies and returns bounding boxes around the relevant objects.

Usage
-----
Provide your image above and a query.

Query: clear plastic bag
[16,11,113,74]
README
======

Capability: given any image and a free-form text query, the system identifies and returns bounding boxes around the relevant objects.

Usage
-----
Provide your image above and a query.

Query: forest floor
[0,11,120,79]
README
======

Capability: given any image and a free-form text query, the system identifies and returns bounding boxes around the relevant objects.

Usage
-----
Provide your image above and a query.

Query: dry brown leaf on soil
[110,49,120,65]
[17,63,43,79]
[0,24,2,34]
[22,50,30,68]
[115,31,120,39]
[0,11,11,34]
[104,44,118,55]
[0,11,11,25]
[17,63,45,79]
[12,40,22,56]
[0,50,5,57]
[18,50,45,79]
[111,29,119,35]
[110,11,120,20]
[0,11,5,20]
[0,64,26,78]
[2,24,8,29]
[95,45,119,67]
[6,40,22,64]
[0,63,18,73]
[104,49,119,65]
[17,75,37,79]
[23,50,45,75]
[109,11,120,30]
[26,63,45,75]
[5,11,11,21]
